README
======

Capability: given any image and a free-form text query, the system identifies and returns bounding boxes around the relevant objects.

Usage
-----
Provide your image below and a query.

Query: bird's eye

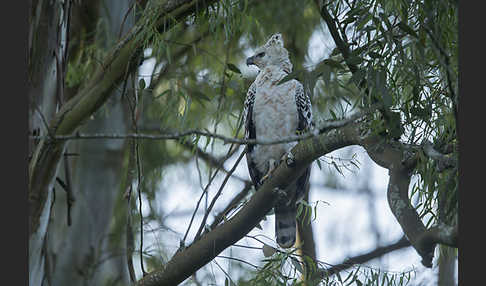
[257,52,265,58]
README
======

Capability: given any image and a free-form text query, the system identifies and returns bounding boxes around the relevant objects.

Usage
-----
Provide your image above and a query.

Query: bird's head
[246,33,292,72]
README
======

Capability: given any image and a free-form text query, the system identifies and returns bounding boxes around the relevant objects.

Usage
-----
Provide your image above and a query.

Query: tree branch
[29,106,375,146]
[319,236,411,277]
[135,124,359,286]
[312,1,459,267]
[423,141,457,172]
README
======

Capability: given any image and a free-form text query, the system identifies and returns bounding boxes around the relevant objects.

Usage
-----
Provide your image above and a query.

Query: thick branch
[314,0,356,74]
[417,223,458,251]
[135,125,359,286]
[423,141,457,172]
[387,164,434,266]
[316,0,458,271]
[359,133,453,267]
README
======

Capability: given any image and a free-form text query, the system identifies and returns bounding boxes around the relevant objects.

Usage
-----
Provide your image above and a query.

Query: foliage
[40,0,458,284]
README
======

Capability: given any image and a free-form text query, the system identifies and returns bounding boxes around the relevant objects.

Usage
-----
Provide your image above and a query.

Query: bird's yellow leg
[260,159,278,184]
[260,151,295,184]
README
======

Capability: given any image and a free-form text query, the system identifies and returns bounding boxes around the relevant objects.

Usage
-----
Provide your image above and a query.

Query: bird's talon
[285,152,295,167]
[272,187,287,198]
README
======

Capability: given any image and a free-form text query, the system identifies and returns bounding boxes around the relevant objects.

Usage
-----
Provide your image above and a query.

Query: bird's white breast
[252,77,299,173]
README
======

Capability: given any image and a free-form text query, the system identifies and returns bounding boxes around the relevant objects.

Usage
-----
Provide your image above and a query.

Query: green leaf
[290,257,303,274]
[349,69,365,86]
[278,69,304,85]
[356,13,373,31]
[192,90,211,102]
[155,89,171,98]
[138,78,146,90]
[347,56,363,66]
[329,109,337,120]
[342,16,356,25]
[398,22,418,38]
[227,63,241,74]
[375,70,392,108]
[349,159,360,170]
[332,161,344,177]
[387,111,404,139]
[296,203,303,218]
[368,51,381,59]
[323,59,344,69]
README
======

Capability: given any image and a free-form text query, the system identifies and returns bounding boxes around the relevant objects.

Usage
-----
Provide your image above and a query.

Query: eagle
[243,33,313,248]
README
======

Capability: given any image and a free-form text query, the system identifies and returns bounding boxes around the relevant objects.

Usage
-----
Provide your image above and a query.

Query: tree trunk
[44,1,135,285]
[438,246,457,286]
[28,0,70,284]
[47,98,130,285]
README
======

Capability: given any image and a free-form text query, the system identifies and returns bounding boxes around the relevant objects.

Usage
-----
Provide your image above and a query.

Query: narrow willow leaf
[347,55,363,66]
[155,89,171,99]
[278,69,304,85]
[368,51,382,58]
[290,257,303,274]
[138,78,146,90]
[398,22,418,38]
[332,161,344,177]
[349,69,365,86]
[329,108,337,120]
[227,63,241,74]
[356,13,373,31]
[323,58,344,69]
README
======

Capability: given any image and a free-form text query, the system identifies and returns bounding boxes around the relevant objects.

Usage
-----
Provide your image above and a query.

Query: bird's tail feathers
[274,203,297,248]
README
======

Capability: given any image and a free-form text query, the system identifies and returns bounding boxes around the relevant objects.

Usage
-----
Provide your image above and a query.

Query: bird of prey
[243,33,313,248]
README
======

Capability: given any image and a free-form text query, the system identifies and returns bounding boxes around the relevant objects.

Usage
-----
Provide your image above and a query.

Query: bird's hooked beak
[246,56,255,66]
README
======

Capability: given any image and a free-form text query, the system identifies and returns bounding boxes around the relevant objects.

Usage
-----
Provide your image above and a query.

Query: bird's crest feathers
[247,33,292,73]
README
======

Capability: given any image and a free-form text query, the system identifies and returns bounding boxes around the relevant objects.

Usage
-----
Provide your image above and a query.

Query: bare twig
[319,236,411,277]
[63,152,75,226]
[34,106,54,138]
[118,0,136,40]
[213,258,237,285]
[181,113,247,245]
[179,140,249,183]
[135,138,147,276]
[135,122,357,286]
[193,149,247,241]
[209,182,252,230]
[216,255,259,269]
[30,108,370,145]
[126,191,136,283]
[125,138,137,283]
[181,162,223,245]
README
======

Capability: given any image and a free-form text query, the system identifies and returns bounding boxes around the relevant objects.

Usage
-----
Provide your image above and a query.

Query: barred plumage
[244,33,313,248]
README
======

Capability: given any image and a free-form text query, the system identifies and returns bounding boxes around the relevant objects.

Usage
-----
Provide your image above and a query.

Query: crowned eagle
[243,33,313,248]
